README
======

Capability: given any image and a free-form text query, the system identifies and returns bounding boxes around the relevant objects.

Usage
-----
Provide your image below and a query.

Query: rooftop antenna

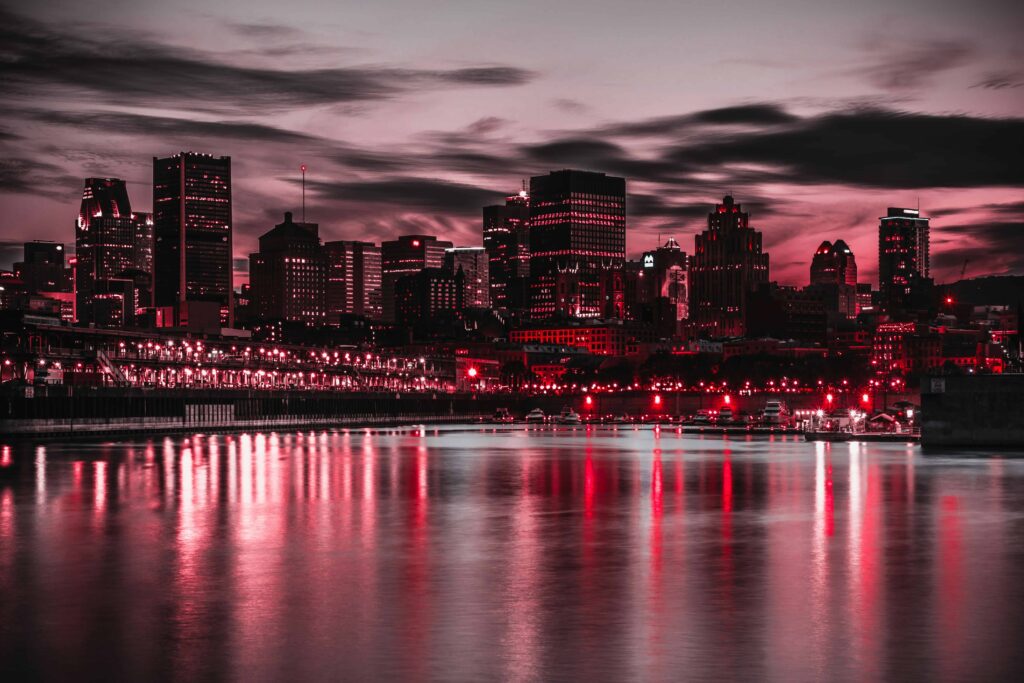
[300,164,307,223]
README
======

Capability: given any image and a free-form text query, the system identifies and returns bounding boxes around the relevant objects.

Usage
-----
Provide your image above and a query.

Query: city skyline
[1,1,1022,287]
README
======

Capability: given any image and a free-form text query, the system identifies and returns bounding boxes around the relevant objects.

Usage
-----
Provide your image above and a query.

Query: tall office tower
[76,178,137,325]
[14,241,66,294]
[878,207,930,313]
[153,152,234,326]
[444,246,490,308]
[637,236,689,330]
[688,195,770,337]
[528,170,626,319]
[131,211,154,277]
[810,239,858,287]
[394,267,464,328]
[809,239,858,317]
[381,235,453,321]
[324,240,382,322]
[249,212,326,324]
[482,188,530,309]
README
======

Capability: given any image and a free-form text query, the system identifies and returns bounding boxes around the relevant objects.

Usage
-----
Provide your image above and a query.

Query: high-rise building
[325,240,382,321]
[809,239,858,317]
[810,239,858,287]
[444,246,490,308]
[529,170,626,319]
[75,178,137,326]
[878,207,930,313]
[394,267,464,328]
[131,211,154,277]
[688,195,770,337]
[153,152,233,326]
[642,236,689,326]
[14,241,66,294]
[249,212,326,324]
[483,188,530,309]
[381,235,453,321]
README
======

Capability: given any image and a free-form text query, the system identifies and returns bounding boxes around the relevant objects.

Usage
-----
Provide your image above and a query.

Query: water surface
[2,426,1023,681]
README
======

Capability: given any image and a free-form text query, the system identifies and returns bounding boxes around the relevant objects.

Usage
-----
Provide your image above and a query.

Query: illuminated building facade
[509,320,656,356]
[153,152,234,326]
[872,322,941,374]
[381,235,453,321]
[809,239,858,317]
[689,195,770,336]
[642,236,689,325]
[394,267,464,327]
[325,240,382,322]
[76,178,137,326]
[15,241,66,294]
[528,170,626,319]
[131,211,154,277]
[249,212,326,324]
[482,189,530,309]
[444,246,490,308]
[878,207,930,314]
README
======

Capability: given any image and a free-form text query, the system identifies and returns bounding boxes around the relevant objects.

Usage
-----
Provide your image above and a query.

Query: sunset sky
[1,0,1021,286]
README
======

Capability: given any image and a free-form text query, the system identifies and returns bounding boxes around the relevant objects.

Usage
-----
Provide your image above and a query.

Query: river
[1,426,1023,681]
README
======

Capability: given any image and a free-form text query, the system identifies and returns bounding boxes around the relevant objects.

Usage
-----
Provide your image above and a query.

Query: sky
[1,0,1022,287]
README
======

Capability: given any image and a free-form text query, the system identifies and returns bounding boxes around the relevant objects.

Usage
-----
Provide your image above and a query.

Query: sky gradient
[1,0,1022,286]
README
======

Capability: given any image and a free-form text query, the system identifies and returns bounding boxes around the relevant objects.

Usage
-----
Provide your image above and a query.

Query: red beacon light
[584,395,594,407]
[826,393,834,406]
[653,394,663,407]
[861,392,871,405]
[466,366,478,379]
[723,394,731,405]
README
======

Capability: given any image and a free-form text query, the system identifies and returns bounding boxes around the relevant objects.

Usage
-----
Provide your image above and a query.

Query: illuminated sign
[643,254,655,268]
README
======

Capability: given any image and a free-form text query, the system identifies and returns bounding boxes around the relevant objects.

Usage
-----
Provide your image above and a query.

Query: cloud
[0,8,535,115]
[305,176,497,215]
[858,39,975,91]
[663,108,1024,188]
[971,71,1024,90]
[932,221,1024,274]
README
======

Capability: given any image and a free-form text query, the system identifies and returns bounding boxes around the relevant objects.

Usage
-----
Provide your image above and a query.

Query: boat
[762,400,791,426]
[691,409,712,425]
[524,408,546,424]
[490,408,514,424]
[555,407,582,425]
[718,406,734,423]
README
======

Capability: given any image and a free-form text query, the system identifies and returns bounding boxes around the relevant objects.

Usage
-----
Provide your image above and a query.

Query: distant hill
[946,276,1024,306]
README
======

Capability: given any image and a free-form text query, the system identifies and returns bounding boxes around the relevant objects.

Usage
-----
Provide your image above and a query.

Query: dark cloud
[664,108,1024,188]
[465,117,507,136]
[305,176,496,215]
[599,104,797,138]
[859,39,975,91]
[932,222,1024,273]
[971,71,1023,90]
[226,22,305,40]
[0,157,80,198]
[0,9,535,115]
[24,109,321,145]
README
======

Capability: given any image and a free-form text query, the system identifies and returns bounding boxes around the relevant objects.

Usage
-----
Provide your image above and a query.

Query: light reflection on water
[1,426,1024,681]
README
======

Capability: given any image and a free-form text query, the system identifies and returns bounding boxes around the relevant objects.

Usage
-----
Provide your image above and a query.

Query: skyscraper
[528,170,626,319]
[878,207,930,313]
[689,195,770,336]
[394,267,464,328]
[381,235,453,321]
[444,246,490,308]
[482,188,530,309]
[249,212,326,324]
[131,211,154,277]
[15,241,66,294]
[809,239,858,317]
[75,178,136,325]
[153,152,233,326]
[325,240,382,321]
[643,236,689,327]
